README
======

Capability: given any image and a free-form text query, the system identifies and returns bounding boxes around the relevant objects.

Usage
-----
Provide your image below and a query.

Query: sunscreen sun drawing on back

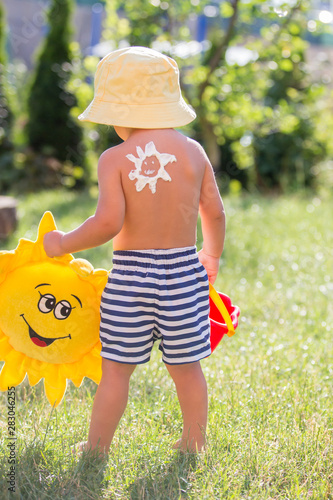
[127,141,177,193]
[0,212,108,407]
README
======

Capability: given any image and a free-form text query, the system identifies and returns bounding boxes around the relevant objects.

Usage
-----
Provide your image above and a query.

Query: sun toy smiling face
[0,212,108,406]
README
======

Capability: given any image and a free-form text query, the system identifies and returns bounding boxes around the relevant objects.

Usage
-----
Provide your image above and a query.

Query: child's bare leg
[166,361,208,452]
[86,358,136,454]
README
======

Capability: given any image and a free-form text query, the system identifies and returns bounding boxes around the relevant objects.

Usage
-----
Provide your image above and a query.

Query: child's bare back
[109,128,208,251]
[44,125,224,284]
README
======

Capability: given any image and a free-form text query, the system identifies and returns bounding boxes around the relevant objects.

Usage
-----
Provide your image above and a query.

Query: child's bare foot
[173,438,206,453]
[71,441,88,457]
[172,438,183,450]
[71,441,108,459]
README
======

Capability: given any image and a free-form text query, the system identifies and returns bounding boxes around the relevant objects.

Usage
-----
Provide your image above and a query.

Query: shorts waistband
[112,246,198,269]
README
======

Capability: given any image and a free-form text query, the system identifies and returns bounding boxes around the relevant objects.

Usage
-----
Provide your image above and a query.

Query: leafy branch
[198,0,240,101]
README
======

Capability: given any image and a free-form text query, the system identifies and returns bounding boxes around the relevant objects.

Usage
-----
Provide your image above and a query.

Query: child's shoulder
[97,142,127,171]
[95,144,127,183]
[99,141,126,160]
[161,130,209,162]
[184,135,208,157]
[178,135,210,170]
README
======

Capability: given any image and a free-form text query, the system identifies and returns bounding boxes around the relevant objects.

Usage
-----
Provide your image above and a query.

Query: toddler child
[44,46,225,453]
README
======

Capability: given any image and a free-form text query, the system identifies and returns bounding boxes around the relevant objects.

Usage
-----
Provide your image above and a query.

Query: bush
[253,127,326,191]
[25,0,88,189]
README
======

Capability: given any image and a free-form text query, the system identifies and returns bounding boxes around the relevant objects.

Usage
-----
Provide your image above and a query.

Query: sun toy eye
[38,294,56,314]
[54,300,73,320]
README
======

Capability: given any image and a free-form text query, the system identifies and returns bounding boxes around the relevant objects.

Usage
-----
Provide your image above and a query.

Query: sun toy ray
[0,212,108,407]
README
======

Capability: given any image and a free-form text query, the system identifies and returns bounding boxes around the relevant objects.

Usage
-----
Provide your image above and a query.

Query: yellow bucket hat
[78,46,196,129]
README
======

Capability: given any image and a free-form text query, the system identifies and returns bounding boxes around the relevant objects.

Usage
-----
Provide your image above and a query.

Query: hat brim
[78,96,196,129]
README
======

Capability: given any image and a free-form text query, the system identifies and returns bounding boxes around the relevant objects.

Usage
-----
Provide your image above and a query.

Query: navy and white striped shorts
[99,246,211,365]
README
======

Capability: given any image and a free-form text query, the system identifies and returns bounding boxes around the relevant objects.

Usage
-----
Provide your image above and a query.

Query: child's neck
[114,126,136,141]
[114,126,175,142]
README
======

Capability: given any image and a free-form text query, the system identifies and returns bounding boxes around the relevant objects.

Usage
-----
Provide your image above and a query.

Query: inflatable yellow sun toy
[0,212,108,407]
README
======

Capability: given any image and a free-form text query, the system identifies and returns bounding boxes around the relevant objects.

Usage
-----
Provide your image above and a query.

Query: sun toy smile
[0,212,108,407]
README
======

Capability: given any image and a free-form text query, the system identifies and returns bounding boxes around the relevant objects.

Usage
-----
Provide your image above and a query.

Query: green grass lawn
[0,189,332,499]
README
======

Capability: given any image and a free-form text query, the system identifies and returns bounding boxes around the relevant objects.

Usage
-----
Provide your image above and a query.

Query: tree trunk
[0,196,18,239]
[199,114,221,171]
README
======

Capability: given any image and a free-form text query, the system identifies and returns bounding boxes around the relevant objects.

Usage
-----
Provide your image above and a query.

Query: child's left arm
[44,151,125,257]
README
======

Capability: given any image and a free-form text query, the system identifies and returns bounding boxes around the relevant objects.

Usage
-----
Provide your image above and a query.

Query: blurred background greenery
[1,0,333,194]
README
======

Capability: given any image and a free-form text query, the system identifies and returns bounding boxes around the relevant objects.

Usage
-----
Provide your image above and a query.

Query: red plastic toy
[209,283,240,353]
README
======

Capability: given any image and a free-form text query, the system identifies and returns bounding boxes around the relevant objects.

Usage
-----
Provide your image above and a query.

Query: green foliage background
[1,0,333,193]
[101,0,332,191]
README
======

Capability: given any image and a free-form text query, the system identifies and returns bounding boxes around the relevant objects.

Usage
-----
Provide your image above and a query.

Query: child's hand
[198,249,220,284]
[43,230,65,258]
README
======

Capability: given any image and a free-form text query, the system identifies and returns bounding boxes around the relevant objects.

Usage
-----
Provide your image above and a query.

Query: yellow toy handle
[209,283,235,337]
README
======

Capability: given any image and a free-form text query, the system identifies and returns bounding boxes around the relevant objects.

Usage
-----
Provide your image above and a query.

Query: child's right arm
[198,158,225,284]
